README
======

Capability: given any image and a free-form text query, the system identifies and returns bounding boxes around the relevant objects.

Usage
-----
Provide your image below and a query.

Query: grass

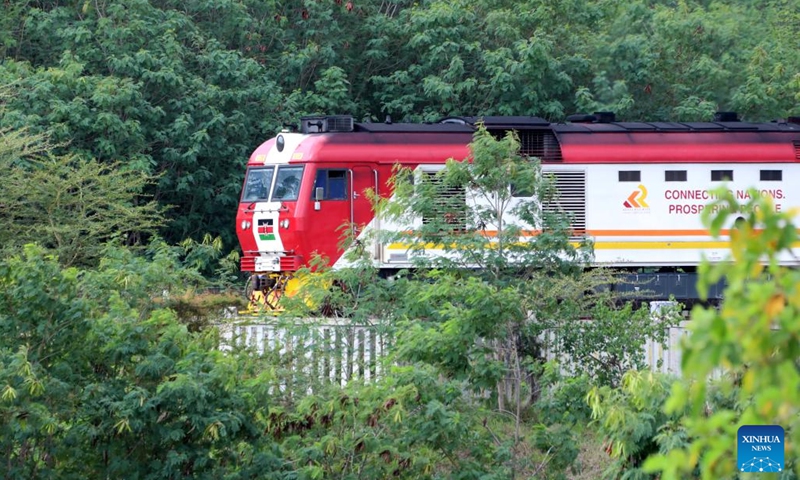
[568,429,611,480]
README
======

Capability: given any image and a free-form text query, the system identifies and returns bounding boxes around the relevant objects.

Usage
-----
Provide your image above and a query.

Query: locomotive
[236,112,800,308]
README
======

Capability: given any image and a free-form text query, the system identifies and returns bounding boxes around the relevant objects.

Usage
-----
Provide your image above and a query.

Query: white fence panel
[218,320,388,391]
[217,303,717,388]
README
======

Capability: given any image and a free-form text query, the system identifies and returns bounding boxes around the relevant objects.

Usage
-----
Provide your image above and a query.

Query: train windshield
[241,165,305,202]
[242,167,274,202]
[272,166,304,201]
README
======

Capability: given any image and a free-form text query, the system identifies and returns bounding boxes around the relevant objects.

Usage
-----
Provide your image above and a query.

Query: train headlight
[280,219,290,229]
[240,220,251,230]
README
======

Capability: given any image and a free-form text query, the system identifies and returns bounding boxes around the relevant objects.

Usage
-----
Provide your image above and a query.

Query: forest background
[1,0,799,478]
[1,0,798,255]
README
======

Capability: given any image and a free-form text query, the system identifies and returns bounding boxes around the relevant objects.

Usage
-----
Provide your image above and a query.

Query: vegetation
[0,146,163,267]
[644,192,800,479]
[1,1,799,478]
[0,0,797,250]
[0,244,284,477]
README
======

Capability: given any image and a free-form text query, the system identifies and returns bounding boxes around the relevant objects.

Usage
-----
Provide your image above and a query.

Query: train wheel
[263,274,291,310]
[243,274,281,312]
[243,273,313,313]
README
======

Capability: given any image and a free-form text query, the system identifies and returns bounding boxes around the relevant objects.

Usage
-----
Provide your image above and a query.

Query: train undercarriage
[243,266,727,314]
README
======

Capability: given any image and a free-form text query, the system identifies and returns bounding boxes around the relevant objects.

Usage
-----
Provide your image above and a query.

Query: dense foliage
[0,244,286,478]
[2,1,799,477]
[1,0,797,248]
[280,128,685,477]
[643,192,800,479]
[0,131,163,266]
[0,242,568,478]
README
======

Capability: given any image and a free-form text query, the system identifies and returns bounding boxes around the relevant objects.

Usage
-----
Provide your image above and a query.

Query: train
[235,112,800,308]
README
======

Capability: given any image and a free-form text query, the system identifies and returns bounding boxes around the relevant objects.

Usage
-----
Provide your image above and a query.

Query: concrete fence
[538,320,694,376]
[538,301,693,376]
[216,302,699,389]
[218,320,389,391]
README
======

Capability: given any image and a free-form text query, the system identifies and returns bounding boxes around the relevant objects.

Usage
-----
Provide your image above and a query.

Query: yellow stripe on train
[386,240,800,250]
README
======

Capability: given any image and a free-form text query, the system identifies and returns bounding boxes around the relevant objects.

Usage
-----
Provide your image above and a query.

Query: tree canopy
[1,0,797,249]
[0,244,285,477]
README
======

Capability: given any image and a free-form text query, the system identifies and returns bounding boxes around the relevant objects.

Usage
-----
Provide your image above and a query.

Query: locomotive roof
[297,113,800,135]
[552,121,799,133]
[353,123,474,133]
[349,118,800,134]
[257,114,800,166]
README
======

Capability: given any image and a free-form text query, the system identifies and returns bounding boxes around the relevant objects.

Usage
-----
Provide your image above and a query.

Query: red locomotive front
[235,132,311,308]
[236,115,475,308]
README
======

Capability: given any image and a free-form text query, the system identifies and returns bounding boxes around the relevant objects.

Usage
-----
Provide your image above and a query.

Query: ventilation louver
[300,115,354,133]
[518,131,563,162]
[542,170,586,236]
[420,172,467,230]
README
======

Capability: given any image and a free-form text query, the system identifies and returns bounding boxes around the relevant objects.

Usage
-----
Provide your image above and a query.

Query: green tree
[573,0,799,121]
[261,365,508,479]
[0,152,163,267]
[379,125,670,390]
[287,126,672,476]
[370,0,586,121]
[0,244,285,477]
[0,1,287,249]
[586,371,680,480]
[641,192,800,478]
[0,112,162,267]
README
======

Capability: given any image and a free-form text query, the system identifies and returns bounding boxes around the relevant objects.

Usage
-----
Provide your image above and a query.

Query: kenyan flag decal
[257,219,275,241]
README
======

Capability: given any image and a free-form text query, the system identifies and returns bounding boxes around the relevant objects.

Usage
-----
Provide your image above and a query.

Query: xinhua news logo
[737,425,784,473]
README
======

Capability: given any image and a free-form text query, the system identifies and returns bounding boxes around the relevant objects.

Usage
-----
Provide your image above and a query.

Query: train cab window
[272,165,304,201]
[313,169,348,200]
[711,170,733,181]
[665,170,687,182]
[618,170,641,182]
[760,170,782,181]
[242,166,274,202]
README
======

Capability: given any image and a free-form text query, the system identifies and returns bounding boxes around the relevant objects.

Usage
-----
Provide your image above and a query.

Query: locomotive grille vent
[542,170,586,235]
[794,141,800,160]
[519,131,563,162]
[420,172,467,230]
[300,115,354,133]
[327,115,354,132]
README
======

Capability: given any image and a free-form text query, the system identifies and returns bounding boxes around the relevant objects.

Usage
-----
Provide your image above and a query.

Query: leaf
[764,293,785,318]
[1,385,17,402]
[115,418,132,435]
